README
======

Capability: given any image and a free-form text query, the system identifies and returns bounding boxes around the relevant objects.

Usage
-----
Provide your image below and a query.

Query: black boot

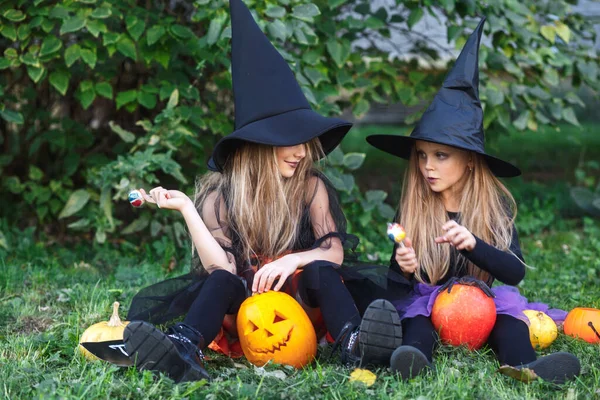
[390,345,432,380]
[124,321,210,383]
[335,299,403,367]
[517,352,580,384]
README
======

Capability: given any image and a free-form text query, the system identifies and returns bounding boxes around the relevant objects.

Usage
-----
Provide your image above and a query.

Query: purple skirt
[392,283,567,326]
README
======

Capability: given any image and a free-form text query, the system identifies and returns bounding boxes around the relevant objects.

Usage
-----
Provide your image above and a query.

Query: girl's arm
[145,187,236,275]
[459,226,525,285]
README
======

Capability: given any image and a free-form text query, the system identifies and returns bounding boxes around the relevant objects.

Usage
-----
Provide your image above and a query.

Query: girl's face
[276,144,307,178]
[415,140,472,205]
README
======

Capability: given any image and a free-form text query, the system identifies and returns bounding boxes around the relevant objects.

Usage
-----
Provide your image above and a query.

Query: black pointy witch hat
[207,0,352,172]
[366,17,520,178]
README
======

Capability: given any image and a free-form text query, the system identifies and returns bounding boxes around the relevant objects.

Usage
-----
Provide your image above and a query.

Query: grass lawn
[1,216,599,399]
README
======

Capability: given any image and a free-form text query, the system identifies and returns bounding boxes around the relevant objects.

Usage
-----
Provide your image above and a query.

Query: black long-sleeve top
[389,212,525,287]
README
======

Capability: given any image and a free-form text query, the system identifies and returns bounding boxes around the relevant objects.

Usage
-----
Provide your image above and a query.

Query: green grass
[1,217,600,399]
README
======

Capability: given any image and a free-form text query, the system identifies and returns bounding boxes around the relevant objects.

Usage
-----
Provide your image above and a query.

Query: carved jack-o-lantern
[237,291,317,368]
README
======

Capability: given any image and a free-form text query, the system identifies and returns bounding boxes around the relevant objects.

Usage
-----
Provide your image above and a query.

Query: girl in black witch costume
[367,18,581,384]
[122,0,402,383]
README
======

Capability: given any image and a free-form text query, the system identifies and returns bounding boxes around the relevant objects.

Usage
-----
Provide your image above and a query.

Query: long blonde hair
[195,138,324,268]
[398,147,517,285]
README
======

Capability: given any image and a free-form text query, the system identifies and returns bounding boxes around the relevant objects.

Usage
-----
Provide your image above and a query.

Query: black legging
[402,314,537,366]
[183,262,361,348]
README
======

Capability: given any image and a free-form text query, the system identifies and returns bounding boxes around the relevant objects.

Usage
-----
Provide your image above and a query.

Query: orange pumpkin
[237,291,317,368]
[563,307,600,344]
[431,284,496,350]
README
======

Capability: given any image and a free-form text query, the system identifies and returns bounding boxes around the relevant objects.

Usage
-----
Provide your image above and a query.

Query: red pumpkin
[237,291,317,368]
[563,307,600,344]
[431,284,496,350]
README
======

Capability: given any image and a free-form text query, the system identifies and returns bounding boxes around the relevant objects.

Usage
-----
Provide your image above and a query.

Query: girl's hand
[140,187,193,213]
[435,220,476,251]
[395,237,418,275]
[252,254,300,294]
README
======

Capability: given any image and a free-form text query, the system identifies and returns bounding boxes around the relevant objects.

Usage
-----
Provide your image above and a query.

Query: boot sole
[390,345,431,380]
[123,321,208,383]
[525,352,580,384]
[359,299,403,366]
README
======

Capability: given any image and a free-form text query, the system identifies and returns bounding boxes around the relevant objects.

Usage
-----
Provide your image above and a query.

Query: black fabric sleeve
[459,225,525,286]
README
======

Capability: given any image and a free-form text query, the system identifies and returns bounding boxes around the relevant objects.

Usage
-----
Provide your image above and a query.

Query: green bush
[0,0,597,246]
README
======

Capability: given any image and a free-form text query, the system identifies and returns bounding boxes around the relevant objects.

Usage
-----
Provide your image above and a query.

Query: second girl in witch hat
[367,18,581,383]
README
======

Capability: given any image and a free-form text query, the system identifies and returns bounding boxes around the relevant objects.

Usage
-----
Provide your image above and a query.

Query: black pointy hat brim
[208,109,352,172]
[207,0,353,172]
[366,134,521,178]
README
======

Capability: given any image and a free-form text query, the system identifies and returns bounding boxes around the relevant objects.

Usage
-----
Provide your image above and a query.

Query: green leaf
[407,8,423,29]
[171,24,194,40]
[513,110,530,131]
[95,82,113,99]
[0,108,24,124]
[326,39,350,68]
[540,25,555,44]
[447,25,461,42]
[0,230,9,250]
[86,19,107,37]
[20,53,39,66]
[327,147,344,166]
[64,44,81,67]
[17,24,31,40]
[167,89,179,109]
[146,25,165,46]
[0,57,11,70]
[4,48,18,59]
[49,70,70,95]
[304,67,327,87]
[137,91,157,109]
[126,15,146,41]
[3,9,26,22]
[292,4,320,22]
[352,98,370,117]
[555,21,570,44]
[60,16,86,35]
[267,20,287,41]
[27,65,45,83]
[543,68,559,87]
[67,219,90,230]
[205,16,225,45]
[80,48,97,68]
[343,152,366,170]
[366,190,387,204]
[91,6,111,19]
[100,186,114,229]
[328,0,346,9]
[109,121,135,142]
[122,215,150,235]
[116,36,137,60]
[116,89,138,109]
[0,24,17,41]
[103,32,119,45]
[58,189,90,219]
[266,6,286,18]
[40,35,62,56]
[562,107,580,127]
[28,166,43,181]
[78,88,96,109]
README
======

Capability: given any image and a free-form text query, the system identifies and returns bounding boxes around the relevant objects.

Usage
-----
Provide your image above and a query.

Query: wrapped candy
[387,223,406,247]
[128,190,145,208]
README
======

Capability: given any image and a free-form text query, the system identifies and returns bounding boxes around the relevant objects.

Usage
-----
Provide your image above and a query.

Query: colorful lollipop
[128,189,145,208]
[387,223,406,248]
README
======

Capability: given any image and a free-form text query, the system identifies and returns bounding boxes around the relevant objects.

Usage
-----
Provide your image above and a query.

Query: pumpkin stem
[108,301,125,327]
[588,321,600,340]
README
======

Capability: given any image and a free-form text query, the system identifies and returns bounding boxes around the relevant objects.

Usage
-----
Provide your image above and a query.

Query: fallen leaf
[349,368,376,386]
[253,366,286,380]
[497,365,539,383]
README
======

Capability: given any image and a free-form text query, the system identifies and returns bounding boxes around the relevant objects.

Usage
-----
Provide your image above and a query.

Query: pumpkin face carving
[237,291,317,368]
[564,307,600,344]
